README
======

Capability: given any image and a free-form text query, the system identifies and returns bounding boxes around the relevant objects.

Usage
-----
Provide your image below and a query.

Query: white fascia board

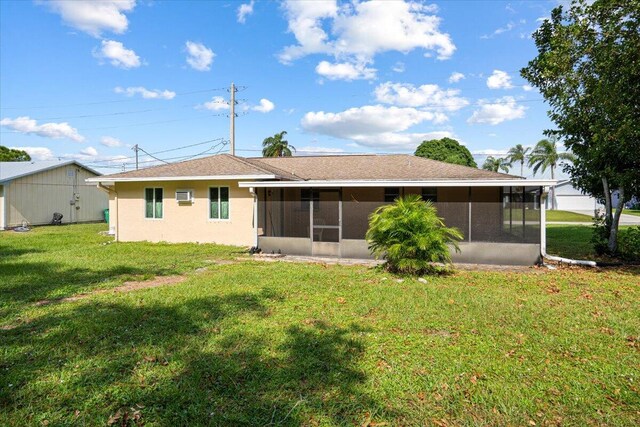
[86,174,277,184]
[238,179,558,188]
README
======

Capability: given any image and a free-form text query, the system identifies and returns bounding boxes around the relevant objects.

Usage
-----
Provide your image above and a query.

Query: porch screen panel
[433,202,469,240]
[342,188,385,240]
[259,188,310,238]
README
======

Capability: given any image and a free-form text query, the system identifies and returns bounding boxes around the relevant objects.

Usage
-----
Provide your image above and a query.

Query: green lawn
[546,210,593,222]
[622,209,640,217]
[1,224,639,426]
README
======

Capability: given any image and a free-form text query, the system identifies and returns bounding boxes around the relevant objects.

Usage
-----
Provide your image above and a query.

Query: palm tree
[506,144,530,177]
[528,138,576,209]
[262,131,296,157]
[482,156,510,173]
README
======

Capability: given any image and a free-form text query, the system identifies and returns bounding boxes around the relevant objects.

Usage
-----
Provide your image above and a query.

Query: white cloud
[80,146,98,157]
[481,22,515,39]
[486,69,514,89]
[467,96,526,125]
[297,146,345,154]
[252,98,275,113]
[522,84,534,92]
[100,136,123,147]
[114,86,176,99]
[42,0,136,37]
[279,0,455,79]
[392,62,405,73]
[10,146,55,161]
[315,60,376,81]
[199,96,229,111]
[94,40,141,69]
[471,148,506,156]
[237,1,255,23]
[301,105,451,149]
[448,72,465,83]
[0,116,85,142]
[374,81,469,112]
[185,41,215,71]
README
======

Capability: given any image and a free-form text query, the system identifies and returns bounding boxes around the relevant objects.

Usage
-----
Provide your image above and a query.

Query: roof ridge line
[242,157,305,181]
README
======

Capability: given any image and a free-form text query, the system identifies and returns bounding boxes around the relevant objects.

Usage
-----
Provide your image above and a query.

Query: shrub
[618,226,640,261]
[365,195,463,275]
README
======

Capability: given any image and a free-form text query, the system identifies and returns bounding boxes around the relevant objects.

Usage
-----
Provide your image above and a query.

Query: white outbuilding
[0,161,107,229]
[548,179,603,211]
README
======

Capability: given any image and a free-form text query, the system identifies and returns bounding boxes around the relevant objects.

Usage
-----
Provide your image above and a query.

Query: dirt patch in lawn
[35,275,187,307]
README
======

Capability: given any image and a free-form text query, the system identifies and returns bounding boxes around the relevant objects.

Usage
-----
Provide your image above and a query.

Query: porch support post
[468,187,472,242]
[250,187,259,248]
[338,188,343,257]
[309,188,314,255]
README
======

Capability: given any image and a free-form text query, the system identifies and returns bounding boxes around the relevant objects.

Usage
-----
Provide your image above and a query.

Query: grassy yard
[546,210,593,222]
[1,224,639,426]
[622,209,640,218]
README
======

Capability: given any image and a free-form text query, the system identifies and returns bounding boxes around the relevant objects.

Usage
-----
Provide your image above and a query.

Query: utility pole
[132,144,139,170]
[229,82,236,156]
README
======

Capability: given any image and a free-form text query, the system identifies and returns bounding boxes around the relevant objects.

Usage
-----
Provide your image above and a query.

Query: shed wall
[5,166,107,227]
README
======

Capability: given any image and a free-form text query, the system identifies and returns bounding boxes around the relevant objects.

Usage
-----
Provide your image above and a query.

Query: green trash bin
[104,209,109,224]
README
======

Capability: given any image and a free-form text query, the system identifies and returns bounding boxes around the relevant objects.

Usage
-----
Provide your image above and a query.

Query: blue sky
[0,0,562,176]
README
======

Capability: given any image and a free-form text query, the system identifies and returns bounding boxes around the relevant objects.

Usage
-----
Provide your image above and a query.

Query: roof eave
[86,174,279,183]
[238,179,558,188]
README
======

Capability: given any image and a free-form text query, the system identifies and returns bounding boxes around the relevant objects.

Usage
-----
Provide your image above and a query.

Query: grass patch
[1,225,639,425]
[546,210,593,222]
[622,209,640,217]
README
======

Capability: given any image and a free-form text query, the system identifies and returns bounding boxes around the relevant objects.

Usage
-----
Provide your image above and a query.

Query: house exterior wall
[113,180,254,246]
[4,166,107,228]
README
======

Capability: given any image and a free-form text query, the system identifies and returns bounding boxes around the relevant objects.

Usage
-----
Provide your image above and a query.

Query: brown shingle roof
[97,154,295,180]
[96,153,522,181]
[251,154,521,181]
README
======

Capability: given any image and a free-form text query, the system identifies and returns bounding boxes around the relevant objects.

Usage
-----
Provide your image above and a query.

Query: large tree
[414,137,477,168]
[482,156,510,173]
[506,144,530,177]
[0,146,31,161]
[521,0,640,253]
[262,131,295,157]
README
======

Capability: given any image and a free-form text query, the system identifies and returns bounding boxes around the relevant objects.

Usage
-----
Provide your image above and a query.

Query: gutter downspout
[97,183,119,241]
[540,187,597,267]
[249,186,259,248]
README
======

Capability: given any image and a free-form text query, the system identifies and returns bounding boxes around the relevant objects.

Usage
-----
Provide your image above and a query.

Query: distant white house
[0,161,107,229]
[548,179,603,211]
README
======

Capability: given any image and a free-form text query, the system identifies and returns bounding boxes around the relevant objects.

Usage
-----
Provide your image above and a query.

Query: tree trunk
[602,177,612,224]
[520,161,524,177]
[608,187,625,254]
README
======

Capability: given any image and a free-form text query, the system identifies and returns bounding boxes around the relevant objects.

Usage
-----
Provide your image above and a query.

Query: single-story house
[0,160,107,229]
[87,154,556,265]
[548,179,604,212]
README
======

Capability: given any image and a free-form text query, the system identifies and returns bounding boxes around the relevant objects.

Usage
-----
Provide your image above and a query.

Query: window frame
[209,186,231,221]
[384,187,401,203]
[144,187,164,220]
[421,187,438,203]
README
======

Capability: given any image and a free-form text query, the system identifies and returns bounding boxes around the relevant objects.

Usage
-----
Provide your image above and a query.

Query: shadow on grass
[0,260,147,311]
[1,291,382,425]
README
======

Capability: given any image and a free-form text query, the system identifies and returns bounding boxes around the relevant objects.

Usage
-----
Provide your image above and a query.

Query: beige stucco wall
[5,166,107,227]
[112,180,254,246]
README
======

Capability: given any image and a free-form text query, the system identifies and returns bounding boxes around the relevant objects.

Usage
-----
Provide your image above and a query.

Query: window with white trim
[145,188,163,219]
[209,187,230,219]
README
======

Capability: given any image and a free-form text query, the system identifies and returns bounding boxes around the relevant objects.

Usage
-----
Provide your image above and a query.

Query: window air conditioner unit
[175,190,193,203]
